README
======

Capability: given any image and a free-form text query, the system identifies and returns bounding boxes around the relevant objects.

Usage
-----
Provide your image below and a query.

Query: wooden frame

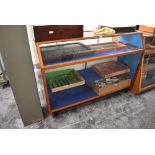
[139,25,155,34]
[92,61,130,78]
[35,31,144,113]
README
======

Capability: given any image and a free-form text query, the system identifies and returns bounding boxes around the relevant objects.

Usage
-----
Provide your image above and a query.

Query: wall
[0,26,44,126]
[0,52,5,73]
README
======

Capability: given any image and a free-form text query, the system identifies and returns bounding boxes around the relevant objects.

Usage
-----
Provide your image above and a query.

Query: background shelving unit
[35,29,144,114]
[132,25,155,94]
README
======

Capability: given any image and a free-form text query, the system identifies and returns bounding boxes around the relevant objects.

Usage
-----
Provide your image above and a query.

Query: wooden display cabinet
[35,28,144,114]
[132,25,155,94]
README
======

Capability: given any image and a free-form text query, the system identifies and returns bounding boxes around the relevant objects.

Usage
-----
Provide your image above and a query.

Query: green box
[46,69,85,92]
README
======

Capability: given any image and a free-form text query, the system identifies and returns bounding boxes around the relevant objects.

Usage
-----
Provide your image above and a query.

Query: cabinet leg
[51,112,57,117]
[123,88,129,93]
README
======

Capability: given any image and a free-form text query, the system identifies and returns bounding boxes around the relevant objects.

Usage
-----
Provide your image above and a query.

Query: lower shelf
[141,83,155,92]
[48,68,102,111]
[47,68,130,112]
[49,84,97,111]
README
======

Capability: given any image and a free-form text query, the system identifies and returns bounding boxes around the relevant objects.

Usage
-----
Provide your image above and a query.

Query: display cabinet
[35,29,144,114]
[132,25,155,94]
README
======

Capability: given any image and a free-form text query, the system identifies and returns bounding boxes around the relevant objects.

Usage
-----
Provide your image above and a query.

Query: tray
[89,42,127,54]
[92,74,131,96]
[40,42,93,65]
[46,69,85,92]
[93,61,130,78]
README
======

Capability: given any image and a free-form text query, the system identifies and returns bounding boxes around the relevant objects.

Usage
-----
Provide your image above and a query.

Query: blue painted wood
[119,34,143,49]
[118,53,143,80]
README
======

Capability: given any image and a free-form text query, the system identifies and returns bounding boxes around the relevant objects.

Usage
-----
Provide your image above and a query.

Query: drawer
[92,79,131,96]
[33,25,83,42]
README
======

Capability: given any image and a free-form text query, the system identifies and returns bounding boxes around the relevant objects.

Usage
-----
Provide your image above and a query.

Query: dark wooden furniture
[33,25,83,42]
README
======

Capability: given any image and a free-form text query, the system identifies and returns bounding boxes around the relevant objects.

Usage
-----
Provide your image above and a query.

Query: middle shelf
[38,41,144,70]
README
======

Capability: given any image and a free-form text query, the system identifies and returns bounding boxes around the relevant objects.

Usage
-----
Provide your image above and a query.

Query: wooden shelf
[139,25,155,34]
[39,46,143,70]
[141,83,155,93]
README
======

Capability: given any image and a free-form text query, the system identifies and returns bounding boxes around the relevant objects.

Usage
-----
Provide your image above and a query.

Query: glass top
[40,42,141,67]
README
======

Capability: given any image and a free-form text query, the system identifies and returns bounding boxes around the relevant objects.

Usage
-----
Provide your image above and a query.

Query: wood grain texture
[130,55,144,94]
[92,79,131,96]
[93,61,130,78]
[139,25,155,33]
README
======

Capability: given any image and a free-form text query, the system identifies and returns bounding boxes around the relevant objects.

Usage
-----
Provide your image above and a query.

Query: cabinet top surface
[36,31,142,46]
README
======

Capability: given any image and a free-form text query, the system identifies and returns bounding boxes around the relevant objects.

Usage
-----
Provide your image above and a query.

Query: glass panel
[40,42,95,65]
[141,37,155,88]
[40,34,142,67]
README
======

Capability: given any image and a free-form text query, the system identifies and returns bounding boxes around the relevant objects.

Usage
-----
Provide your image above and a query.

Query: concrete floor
[0,86,155,129]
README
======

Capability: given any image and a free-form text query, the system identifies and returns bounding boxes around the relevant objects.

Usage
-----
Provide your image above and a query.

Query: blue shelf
[78,68,102,84]
[48,68,101,111]
[47,59,141,111]
[47,60,142,111]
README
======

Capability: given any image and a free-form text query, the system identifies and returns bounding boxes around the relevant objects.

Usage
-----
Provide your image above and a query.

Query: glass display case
[142,40,155,88]
[35,29,144,114]
[132,25,155,94]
